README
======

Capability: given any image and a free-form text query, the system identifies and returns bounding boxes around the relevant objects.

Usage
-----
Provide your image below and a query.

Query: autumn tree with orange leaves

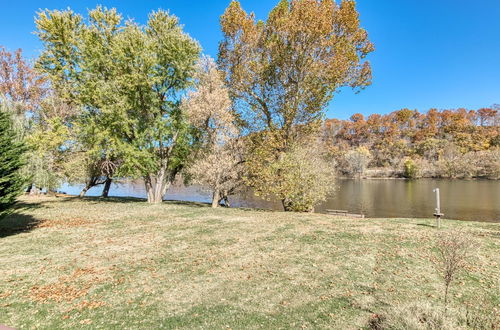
[324,107,499,179]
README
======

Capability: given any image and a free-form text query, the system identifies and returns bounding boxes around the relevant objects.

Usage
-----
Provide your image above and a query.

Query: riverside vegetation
[0,0,497,215]
[0,1,498,328]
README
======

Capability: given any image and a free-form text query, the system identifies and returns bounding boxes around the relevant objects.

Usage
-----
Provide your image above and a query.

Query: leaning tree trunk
[144,166,170,204]
[79,176,99,198]
[79,183,92,198]
[101,177,112,197]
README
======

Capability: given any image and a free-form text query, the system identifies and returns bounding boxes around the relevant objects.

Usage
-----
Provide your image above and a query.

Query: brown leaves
[30,282,88,303]
[35,217,97,229]
[29,267,108,303]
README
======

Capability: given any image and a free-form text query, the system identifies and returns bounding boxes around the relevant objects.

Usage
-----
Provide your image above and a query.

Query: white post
[433,188,441,228]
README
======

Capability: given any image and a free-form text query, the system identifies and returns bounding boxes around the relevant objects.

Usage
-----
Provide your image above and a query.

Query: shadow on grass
[0,212,41,238]
[163,200,209,208]
[416,223,437,228]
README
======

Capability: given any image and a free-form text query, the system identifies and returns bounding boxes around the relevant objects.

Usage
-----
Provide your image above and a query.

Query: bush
[431,230,474,307]
[246,135,336,212]
[474,148,500,179]
[403,158,419,178]
[0,110,27,218]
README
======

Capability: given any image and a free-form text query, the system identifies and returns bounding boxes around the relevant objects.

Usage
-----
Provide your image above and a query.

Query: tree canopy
[35,7,201,203]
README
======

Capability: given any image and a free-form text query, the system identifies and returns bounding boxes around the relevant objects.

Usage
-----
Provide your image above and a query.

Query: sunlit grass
[0,196,498,329]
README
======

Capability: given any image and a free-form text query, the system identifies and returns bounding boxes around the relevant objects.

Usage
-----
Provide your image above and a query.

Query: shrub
[246,136,336,212]
[403,158,419,178]
[474,148,500,179]
[436,150,475,178]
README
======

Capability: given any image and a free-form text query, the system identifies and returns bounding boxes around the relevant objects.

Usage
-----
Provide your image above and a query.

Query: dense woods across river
[324,107,499,179]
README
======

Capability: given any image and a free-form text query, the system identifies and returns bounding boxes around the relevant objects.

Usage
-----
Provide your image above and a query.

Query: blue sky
[1,0,499,119]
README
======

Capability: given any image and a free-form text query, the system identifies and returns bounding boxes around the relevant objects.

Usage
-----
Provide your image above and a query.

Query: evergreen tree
[0,110,26,217]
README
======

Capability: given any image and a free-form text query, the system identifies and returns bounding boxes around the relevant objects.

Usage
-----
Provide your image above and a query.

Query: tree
[0,111,26,218]
[343,146,371,177]
[219,0,373,211]
[0,47,46,115]
[245,135,336,212]
[188,141,245,208]
[183,56,244,207]
[432,230,474,308]
[35,7,201,203]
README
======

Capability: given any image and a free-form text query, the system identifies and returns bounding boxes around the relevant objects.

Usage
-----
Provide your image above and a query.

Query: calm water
[61,178,499,223]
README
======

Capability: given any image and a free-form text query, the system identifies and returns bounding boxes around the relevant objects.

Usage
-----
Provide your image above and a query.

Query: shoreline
[18,194,500,224]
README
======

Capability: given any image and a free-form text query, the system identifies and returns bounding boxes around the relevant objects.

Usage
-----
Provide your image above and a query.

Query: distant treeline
[324,107,499,179]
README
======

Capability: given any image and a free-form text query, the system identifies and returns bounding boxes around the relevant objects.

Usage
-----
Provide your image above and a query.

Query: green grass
[0,196,498,329]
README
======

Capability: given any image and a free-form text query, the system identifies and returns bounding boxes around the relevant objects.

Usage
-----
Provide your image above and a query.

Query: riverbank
[60,178,500,222]
[361,167,499,180]
[1,196,498,328]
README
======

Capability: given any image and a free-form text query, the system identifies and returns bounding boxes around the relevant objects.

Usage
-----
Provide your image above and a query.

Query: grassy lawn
[0,196,498,329]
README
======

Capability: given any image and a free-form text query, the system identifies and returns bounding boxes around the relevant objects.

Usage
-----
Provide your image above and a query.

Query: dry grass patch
[0,196,498,329]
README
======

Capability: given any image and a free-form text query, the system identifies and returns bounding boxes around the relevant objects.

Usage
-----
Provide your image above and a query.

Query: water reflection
[60,178,499,223]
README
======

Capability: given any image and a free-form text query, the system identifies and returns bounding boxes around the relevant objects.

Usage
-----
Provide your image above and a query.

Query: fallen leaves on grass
[0,290,13,299]
[29,267,109,303]
[74,300,107,310]
[35,217,97,229]
[30,283,88,303]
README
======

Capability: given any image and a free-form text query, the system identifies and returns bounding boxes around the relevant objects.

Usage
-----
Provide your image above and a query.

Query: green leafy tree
[35,7,201,203]
[0,111,26,217]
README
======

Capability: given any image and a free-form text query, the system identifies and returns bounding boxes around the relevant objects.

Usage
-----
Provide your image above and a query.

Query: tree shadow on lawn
[163,200,210,208]
[0,199,51,238]
[45,195,148,204]
[0,212,41,238]
[75,196,210,207]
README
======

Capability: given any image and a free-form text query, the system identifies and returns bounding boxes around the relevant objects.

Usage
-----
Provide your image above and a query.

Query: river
[60,178,499,223]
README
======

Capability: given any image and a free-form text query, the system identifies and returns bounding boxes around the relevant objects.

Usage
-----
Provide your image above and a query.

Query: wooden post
[433,188,443,228]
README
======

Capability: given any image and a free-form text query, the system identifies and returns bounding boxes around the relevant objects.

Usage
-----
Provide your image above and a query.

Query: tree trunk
[144,167,169,204]
[101,177,112,197]
[79,176,100,198]
[29,184,40,195]
[218,190,231,208]
[282,198,292,212]
[79,183,92,198]
[212,189,220,208]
